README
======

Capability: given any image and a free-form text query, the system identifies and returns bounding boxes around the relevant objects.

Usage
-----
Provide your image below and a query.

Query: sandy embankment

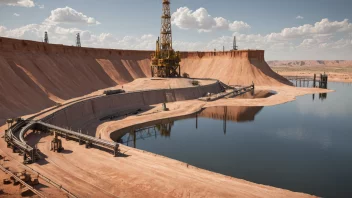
[17,84,327,198]
[0,37,332,197]
[97,85,332,141]
[0,37,291,124]
[23,79,328,198]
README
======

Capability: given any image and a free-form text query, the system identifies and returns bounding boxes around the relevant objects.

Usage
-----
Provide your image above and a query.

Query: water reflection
[312,92,328,101]
[121,122,174,148]
[119,106,263,147]
[116,82,352,197]
[234,90,275,99]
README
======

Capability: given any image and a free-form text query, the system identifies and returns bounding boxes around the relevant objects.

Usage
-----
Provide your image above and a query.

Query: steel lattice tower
[76,33,81,47]
[44,31,49,44]
[150,0,181,78]
[160,0,172,50]
[233,36,238,51]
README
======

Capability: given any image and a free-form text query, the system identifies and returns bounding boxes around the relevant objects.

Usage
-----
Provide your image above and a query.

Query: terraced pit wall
[0,37,290,124]
[42,82,223,135]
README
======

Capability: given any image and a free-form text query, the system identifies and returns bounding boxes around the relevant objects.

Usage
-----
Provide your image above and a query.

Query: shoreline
[0,80,333,198]
[98,85,333,142]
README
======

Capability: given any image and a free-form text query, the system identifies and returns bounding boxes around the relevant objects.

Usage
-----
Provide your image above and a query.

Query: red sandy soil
[0,84,329,198]
[181,51,291,86]
[0,37,290,124]
[0,170,25,198]
[0,149,66,197]
[0,37,333,197]
[25,133,315,198]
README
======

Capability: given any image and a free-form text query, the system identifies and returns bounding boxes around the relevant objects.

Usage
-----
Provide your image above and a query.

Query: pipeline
[0,163,45,198]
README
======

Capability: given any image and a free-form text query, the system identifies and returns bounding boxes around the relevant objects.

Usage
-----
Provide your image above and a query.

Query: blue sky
[0,0,352,60]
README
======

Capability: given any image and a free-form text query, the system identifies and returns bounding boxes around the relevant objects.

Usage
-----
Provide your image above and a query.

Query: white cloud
[44,6,100,25]
[273,18,352,40]
[296,15,304,19]
[0,15,351,60]
[0,26,7,34]
[55,26,80,35]
[213,17,229,30]
[229,21,251,32]
[196,18,352,59]
[13,13,20,17]
[173,40,204,51]
[0,0,34,7]
[172,7,250,32]
[37,3,44,9]
[0,21,156,49]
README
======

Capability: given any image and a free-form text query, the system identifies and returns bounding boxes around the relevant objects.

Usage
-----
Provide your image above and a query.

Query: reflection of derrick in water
[312,93,328,101]
[155,122,174,137]
[198,106,264,122]
[121,106,264,147]
[197,106,264,134]
[122,122,174,148]
[234,90,274,99]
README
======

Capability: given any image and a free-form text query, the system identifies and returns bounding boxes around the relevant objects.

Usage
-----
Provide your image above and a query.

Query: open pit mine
[0,0,332,197]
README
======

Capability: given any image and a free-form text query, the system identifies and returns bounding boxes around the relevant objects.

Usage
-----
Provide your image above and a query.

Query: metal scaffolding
[44,32,49,44]
[151,0,181,78]
[76,33,81,47]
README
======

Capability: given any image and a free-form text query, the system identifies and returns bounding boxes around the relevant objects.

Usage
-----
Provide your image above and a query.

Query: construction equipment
[103,89,125,95]
[151,0,181,78]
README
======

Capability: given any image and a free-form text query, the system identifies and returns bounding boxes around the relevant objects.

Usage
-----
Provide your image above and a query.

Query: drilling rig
[232,36,238,51]
[76,33,81,47]
[151,0,181,78]
[44,31,49,44]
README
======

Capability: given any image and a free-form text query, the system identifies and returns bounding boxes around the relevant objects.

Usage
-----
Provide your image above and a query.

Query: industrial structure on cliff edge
[232,36,238,51]
[44,32,49,44]
[76,33,81,47]
[151,0,181,78]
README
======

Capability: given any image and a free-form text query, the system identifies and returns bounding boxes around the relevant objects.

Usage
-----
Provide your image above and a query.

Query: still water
[119,82,352,197]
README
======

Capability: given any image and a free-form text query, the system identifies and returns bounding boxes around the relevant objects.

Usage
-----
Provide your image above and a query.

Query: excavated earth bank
[0,37,332,197]
[0,37,291,124]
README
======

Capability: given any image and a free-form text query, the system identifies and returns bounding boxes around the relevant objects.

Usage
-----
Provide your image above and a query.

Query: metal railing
[0,164,45,197]
[5,121,35,161]
[37,121,119,156]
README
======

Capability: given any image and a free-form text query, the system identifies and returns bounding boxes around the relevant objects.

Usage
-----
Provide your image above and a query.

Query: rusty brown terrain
[0,37,334,197]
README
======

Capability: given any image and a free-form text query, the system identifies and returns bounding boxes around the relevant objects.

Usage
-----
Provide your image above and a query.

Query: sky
[0,0,352,60]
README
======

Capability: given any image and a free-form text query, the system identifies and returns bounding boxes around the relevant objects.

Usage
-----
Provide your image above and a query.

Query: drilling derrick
[76,33,81,47]
[44,31,49,44]
[151,0,181,78]
[232,36,238,51]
